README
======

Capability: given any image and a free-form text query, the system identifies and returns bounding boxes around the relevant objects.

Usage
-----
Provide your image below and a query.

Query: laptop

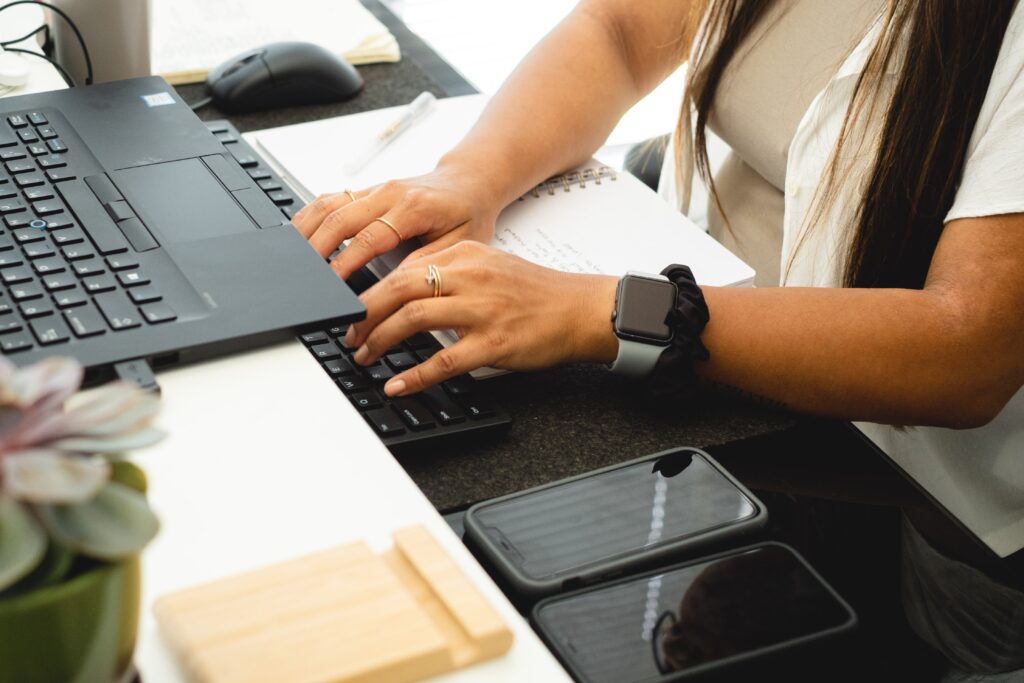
[0,77,364,384]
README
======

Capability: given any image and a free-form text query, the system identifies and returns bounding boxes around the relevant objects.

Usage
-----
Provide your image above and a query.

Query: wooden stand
[154,526,513,683]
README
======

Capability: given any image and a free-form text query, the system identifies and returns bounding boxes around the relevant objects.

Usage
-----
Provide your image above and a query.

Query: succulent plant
[0,356,164,595]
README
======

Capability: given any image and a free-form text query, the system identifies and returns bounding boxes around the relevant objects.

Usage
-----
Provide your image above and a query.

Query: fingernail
[384,378,406,396]
[353,345,369,364]
[344,329,357,347]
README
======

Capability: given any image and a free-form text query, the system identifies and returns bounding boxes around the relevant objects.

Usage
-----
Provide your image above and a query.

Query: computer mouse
[207,41,364,114]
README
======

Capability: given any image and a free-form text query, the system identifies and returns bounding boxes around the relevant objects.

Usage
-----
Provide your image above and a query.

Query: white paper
[151,0,400,81]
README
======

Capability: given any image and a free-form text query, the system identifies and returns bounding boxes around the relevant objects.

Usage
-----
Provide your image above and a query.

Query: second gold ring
[426,264,443,298]
[375,216,404,241]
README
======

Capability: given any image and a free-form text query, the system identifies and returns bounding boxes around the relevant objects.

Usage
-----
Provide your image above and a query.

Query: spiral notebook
[247,95,754,287]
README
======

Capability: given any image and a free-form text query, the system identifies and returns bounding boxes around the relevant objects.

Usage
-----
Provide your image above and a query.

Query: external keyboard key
[42,272,76,291]
[461,397,497,420]
[337,376,370,394]
[64,303,106,338]
[364,408,405,437]
[20,300,53,318]
[349,391,382,410]
[94,291,141,329]
[322,357,356,377]
[405,333,439,350]
[365,365,395,383]
[30,315,70,345]
[0,333,32,353]
[442,376,476,397]
[127,285,160,304]
[10,281,43,301]
[310,341,341,360]
[83,274,116,294]
[54,287,88,308]
[139,302,176,324]
[391,397,436,431]
[421,386,466,425]
[385,352,418,371]
[300,330,328,345]
[116,270,149,287]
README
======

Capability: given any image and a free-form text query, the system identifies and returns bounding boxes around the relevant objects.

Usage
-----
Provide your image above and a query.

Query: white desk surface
[6,40,571,683]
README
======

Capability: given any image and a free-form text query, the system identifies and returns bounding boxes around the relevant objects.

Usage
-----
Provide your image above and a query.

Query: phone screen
[534,545,853,683]
[472,451,757,581]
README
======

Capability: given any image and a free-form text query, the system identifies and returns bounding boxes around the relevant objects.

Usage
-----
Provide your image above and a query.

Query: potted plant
[0,356,163,683]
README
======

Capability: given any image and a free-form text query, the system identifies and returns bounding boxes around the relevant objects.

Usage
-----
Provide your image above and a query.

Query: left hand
[345,241,619,396]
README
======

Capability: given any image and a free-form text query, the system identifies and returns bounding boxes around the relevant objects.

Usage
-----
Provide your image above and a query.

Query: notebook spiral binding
[519,166,618,200]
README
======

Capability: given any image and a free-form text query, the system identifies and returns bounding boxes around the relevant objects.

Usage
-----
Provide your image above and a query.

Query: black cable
[189,95,214,111]
[0,1,92,85]
[0,22,48,47]
[3,46,74,87]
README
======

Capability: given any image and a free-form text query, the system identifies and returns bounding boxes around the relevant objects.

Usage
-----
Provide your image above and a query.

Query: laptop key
[94,291,141,330]
[51,228,85,246]
[5,114,26,128]
[55,181,130,254]
[116,270,149,287]
[5,160,33,175]
[27,144,48,157]
[0,234,12,251]
[24,187,54,201]
[0,150,25,162]
[45,169,76,183]
[2,213,28,230]
[127,285,160,304]
[1,267,31,285]
[36,126,58,140]
[139,302,176,324]
[32,258,64,275]
[267,190,293,206]
[42,272,76,291]
[17,129,38,144]
[247,168,272,181]
[364,408,405,437]
[46,139,68,154]
[0,186,15,200]
[15,174,44,189]
[13,228,44,244]
[0,319,23,334]
[0,198,26,214]
[61,245,94,261]
[64,303,106,338]
[391,397,436,431]
[54,287,88,309]
[0,333,32,353]
[37,154,67,169]
[0,253,23,268]
[30,315,70,345]
[73,260,105,277]
[10,281,42,301]
[27,112,47,126]
[32,200,63,215]
[105,255,137,270]
[83,274,116,294]
[0,299,10,315]
[25,244,56,259]
[20,300,53,318]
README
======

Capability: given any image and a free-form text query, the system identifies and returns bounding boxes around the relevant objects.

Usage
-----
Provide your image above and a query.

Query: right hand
[291,164,503,280]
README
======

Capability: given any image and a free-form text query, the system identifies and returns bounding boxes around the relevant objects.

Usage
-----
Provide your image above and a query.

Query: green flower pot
[0,556,140,683]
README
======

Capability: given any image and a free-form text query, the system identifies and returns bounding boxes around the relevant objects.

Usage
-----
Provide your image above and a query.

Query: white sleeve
[945,12,1024,224]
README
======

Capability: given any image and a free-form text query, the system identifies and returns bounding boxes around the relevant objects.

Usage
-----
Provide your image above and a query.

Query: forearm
[440,0,691,209]
[696,286,1016,428]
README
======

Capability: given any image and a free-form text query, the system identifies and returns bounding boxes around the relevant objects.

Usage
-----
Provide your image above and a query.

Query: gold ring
[343,189,357,202]
[375,216,404,241]
[426,264,443,298]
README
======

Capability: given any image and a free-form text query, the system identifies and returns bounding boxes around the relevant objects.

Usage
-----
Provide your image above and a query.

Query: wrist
[571,274,619,364]
[436,149,514,213]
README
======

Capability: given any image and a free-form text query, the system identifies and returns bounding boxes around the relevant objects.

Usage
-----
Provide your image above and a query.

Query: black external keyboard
[204,120,512,450]
[0,111,171,354]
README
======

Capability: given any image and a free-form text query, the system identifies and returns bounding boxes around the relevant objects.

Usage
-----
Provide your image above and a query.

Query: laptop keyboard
[0,111,173,355]
[205,120,511,450]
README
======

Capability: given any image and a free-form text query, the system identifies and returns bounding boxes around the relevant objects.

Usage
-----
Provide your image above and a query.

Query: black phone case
[463,447,768,603]
[531,542,858,683]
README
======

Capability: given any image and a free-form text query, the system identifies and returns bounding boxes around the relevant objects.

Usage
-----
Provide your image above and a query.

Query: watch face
[615,276,676,342]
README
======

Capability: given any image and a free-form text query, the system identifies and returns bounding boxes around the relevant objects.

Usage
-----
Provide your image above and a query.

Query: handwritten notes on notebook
[151,0,400,84]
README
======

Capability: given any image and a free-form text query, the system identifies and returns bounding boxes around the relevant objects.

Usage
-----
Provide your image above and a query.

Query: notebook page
[152,0,400,84]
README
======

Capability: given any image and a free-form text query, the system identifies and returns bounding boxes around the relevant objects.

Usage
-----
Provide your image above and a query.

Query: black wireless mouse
[206,41,364,114]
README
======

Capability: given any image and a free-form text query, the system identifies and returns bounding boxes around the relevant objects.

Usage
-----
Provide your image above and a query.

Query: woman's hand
[291,163,504,280]
[345,241,620,396]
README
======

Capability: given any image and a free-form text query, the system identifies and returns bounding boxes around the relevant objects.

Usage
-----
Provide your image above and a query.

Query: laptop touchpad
[112,159,257,243]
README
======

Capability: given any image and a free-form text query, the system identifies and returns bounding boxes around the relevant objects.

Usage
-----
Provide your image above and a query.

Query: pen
[345,91,437,174]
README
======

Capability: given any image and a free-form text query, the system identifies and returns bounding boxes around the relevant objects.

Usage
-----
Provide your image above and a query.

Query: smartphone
[463,448,766,603]
[532,543,857,682]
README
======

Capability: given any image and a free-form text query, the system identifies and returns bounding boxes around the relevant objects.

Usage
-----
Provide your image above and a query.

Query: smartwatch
[609,271,678,378]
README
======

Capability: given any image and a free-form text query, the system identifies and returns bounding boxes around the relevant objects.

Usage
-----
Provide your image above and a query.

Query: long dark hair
[679,0,1017,288]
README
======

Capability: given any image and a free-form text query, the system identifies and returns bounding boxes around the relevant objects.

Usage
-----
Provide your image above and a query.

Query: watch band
[610,338,669,378]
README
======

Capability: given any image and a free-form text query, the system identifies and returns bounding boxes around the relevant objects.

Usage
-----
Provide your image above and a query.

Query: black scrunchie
[647,264,710,400]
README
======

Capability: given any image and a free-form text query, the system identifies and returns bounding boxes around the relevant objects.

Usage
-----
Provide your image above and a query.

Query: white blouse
[667,4,1024,557]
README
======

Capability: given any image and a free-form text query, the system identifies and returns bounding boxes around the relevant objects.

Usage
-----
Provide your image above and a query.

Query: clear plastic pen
[345,91,437,175]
